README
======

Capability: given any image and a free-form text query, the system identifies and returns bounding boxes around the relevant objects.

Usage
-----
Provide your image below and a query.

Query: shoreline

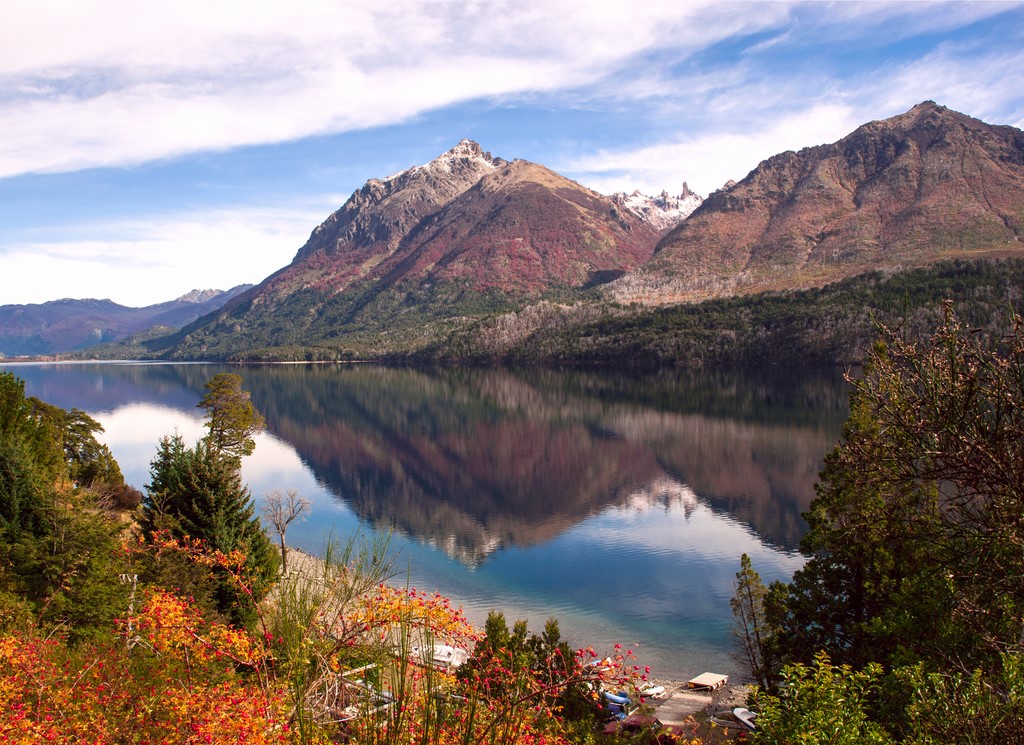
[274,545,753,713]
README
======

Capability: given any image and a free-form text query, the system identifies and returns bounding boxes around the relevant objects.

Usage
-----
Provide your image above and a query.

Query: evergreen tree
[8,488,129,643]
[0,373,62,536]
[197,372,265,464]
[144,375,277,625]
[772,306,1024,675]
[0,371,131,640]
[143,433,278,625]
[731,553,781,690]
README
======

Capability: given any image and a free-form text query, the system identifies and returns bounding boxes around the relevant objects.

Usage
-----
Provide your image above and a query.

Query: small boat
[602,690,632,720]
[709,708,756,732]
[733,707,758,731]
[411,644,469,669]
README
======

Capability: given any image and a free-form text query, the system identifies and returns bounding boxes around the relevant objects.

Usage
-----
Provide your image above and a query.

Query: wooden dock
[687,672,729,691]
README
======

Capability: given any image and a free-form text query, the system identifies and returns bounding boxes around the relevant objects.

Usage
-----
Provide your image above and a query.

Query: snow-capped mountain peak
[386,139,505,183]
[610,183,703,231]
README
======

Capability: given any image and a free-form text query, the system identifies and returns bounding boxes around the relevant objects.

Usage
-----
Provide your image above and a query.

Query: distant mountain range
[609,184,702,231]
[0,286,251,357]
[40,101,1024,364]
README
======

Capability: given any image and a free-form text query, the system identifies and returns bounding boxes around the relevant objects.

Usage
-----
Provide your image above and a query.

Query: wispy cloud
[555,1,1024,195]
[0,202,331,305]
[872,44,1024,128]
[2,1,1023,306]
[0,0,744,177]
[3,1,1022,179]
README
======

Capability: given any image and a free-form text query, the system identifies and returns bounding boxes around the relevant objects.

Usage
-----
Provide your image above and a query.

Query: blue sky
[1,0,1023,307]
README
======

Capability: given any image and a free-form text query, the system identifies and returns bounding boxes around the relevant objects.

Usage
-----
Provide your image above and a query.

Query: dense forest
[425,259,1024,367]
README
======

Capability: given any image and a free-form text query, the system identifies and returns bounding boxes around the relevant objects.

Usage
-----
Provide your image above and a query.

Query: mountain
[292,139,507,268]
[159,140,666,360]
[140,102,1024,364]
[609,183,702,231]
[0,286,251,357]
[609,101,1024,304]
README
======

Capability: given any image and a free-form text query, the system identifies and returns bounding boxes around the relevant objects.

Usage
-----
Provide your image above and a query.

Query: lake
[4,361,849,682]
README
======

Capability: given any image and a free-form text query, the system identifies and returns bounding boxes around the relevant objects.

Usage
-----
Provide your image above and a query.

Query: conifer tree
[0,373,61,536]
[144,433,277,624]
[731,552,780,690]
[144,374,278,625]
[772,306,1024,675]
[0,371,131,639]
[196,372,265,464]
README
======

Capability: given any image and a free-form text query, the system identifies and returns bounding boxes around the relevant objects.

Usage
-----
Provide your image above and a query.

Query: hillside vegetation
[420,258,1024,366]
[99,258,1024,366]
[78,103,1024,365]
[733,308,1024,743]
[0,370,648,745]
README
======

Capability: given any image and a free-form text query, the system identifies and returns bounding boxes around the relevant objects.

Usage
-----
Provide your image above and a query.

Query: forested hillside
[426,259,1024,367]
[91,102,1024,365]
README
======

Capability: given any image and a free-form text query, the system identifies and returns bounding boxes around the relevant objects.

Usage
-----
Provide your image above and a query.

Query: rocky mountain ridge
[610,101,1024,304]
[119,101,1024,363]
[610,183,702,231]
[293,139,506,265]
[161,141,670,359]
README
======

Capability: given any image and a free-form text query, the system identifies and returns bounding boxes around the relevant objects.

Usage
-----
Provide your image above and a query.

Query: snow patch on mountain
[175,288,227,304]
[385,139,503,183]
[610,183,703,231]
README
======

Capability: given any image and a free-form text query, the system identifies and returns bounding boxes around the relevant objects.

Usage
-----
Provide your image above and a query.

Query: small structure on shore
[686,672,728,691]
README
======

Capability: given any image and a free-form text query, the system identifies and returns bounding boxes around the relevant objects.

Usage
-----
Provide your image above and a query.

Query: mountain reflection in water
[249,365,847,560]
[7,361,849,679]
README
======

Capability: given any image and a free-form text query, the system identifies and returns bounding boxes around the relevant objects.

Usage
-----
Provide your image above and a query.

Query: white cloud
[564,103,861,196]
[559,4,1024,197]
[0,0,749,178]
[787,0,1024,42]
[871,44,1024,129]
[3,0,1023,308]
[3,0,1018,182]
[0,202,331,306]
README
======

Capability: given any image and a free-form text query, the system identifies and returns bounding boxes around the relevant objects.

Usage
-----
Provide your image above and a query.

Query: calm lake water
[4,361,849,681]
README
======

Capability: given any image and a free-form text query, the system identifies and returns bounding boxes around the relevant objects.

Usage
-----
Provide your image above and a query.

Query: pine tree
[143,433,278,625]
[0,372,61,536]
[0,371,131,639]
[731,553,779,690]
[144,373,277,626]
[196,372,265,464]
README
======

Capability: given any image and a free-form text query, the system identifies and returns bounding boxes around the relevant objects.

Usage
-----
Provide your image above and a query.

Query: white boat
[411,644,469,669]
[733,707,758,731]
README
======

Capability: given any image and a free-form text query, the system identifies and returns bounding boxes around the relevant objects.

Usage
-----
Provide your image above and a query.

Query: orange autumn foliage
[0,535,662,745]
[0,589,290,745]
[350,584,480,647]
